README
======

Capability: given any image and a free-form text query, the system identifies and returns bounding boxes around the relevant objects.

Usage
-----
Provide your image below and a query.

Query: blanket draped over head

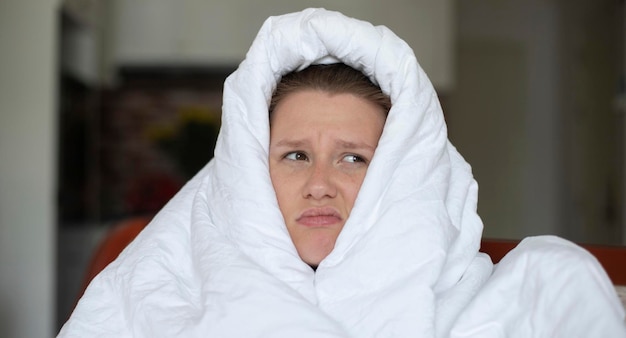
[59,8,625,338]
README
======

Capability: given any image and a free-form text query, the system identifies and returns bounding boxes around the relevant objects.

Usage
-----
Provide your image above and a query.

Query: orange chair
[78,216,152,296]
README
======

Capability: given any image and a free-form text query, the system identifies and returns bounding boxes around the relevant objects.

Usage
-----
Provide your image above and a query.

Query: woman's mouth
[296,207,342,227]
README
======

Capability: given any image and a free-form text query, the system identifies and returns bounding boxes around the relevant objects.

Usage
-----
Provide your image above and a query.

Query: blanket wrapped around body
[58,8,626,338]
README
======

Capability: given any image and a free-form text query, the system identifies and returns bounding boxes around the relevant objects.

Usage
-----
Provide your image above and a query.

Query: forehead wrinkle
[334,139,377,152]
[272,137,376,152]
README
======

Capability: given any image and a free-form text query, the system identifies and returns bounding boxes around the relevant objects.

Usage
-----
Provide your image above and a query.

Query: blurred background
[1,0,624,336]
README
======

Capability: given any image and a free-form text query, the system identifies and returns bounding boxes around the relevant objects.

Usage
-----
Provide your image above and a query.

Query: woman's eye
[285,152,308,161]
[342,154,365,163]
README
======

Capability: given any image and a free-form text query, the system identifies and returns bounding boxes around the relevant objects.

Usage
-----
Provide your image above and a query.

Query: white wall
[448,0,624,244]
[110,0,455,90]
[557,0,624,244]
[446,0,561,239]
[0,1,58,337]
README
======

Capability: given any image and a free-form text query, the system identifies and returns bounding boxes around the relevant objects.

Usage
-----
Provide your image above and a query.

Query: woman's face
[269,90,386,268]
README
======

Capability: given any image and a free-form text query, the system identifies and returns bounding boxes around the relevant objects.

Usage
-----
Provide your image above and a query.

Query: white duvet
[58,8,626,337]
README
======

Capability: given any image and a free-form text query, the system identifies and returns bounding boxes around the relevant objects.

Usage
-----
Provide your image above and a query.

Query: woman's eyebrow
[334,139,377,152]
[272,139,309,148]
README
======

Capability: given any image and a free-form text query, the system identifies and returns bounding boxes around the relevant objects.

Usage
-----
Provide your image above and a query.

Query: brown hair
[269,63,391,121]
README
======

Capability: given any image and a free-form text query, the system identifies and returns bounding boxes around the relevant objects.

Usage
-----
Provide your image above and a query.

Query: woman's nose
[303,162,337,200]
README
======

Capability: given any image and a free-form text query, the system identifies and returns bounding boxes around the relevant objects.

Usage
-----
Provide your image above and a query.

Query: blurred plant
[146,106,221,178]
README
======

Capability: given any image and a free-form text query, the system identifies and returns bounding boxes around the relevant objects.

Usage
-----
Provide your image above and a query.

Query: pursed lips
[296,207,342,227]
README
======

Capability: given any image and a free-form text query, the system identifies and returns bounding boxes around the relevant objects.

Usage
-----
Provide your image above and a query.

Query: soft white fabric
[452,236,626,337]
[58,8,626,338]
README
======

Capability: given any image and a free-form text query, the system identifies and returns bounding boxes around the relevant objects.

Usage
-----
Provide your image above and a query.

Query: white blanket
[59,8,626,337]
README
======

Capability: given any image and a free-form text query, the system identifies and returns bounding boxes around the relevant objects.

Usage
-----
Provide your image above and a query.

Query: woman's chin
[297,241,335,269]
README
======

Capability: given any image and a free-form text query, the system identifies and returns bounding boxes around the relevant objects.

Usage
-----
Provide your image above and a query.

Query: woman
[269,63,389,270]
[58,8,625,337]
